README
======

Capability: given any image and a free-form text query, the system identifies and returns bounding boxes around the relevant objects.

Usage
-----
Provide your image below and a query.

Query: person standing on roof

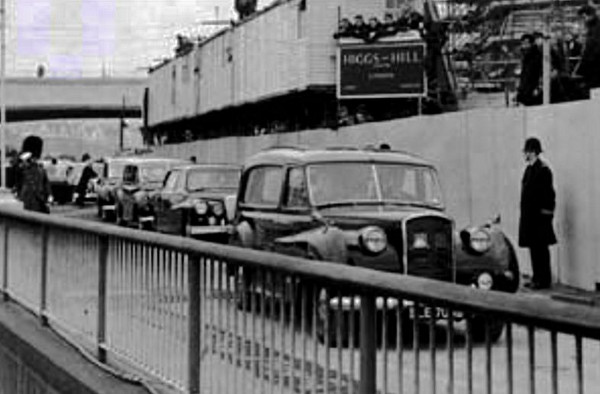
[517,34,543,106]
[574,5,600,90]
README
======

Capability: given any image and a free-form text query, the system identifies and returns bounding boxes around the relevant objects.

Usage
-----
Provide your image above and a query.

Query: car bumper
[327,296,464,320]
[138,215,155,224]
[186,225,232,236]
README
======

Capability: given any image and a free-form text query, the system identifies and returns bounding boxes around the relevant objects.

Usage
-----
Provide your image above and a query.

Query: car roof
[172,163,242,171]
[121,157,188,166]
[244,146,434,168]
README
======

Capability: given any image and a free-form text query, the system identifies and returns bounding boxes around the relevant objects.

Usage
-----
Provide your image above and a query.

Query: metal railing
[1,207,600,394]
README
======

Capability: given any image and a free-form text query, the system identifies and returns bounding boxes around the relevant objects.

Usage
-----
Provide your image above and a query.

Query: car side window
[284,167,309,209]
[123,165,137,184]
[243,166,283,207]
[163,171,179,192]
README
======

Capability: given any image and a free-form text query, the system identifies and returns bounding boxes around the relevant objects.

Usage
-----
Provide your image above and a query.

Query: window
[386,0,419,13]
[162,171,179,192]
[123,166,138,184]
[186,168,240,191]
[284,167,309,208]
[243,166,283,206]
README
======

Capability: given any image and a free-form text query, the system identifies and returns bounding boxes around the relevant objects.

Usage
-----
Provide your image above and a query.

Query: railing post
[97,235,108,363]
[2,219,8,301]
[188,254,201,394]
[39,225,49,326]
[359,294,376,394]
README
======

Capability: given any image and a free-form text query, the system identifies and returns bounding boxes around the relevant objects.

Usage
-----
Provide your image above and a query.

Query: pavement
[519,273,600,307]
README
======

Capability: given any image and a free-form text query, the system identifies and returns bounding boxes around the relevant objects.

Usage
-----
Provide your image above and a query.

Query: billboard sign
[337,41,426,99]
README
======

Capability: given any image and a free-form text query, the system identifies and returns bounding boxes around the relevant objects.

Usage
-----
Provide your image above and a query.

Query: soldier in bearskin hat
[15,135,51,213]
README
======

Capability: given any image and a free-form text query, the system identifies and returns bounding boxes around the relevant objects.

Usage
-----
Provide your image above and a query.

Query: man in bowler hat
[519,137,557,289]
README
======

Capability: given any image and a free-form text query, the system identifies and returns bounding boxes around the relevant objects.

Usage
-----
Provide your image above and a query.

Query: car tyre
[116,204,127,227]
[470,315,504,343]
[316,289,356,348]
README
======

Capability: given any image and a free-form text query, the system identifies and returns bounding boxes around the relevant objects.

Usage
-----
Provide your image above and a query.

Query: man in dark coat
[15,135,51,213]
[517,34,542,106]
[75,153,97,207]
[574,5,600,89]
[519,137,557,290]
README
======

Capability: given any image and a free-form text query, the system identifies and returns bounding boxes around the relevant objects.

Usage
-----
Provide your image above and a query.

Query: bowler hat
[523,137,543,154]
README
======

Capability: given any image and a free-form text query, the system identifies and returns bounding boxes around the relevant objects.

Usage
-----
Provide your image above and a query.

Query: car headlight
[470,229,491,253]
[359,226,387,254]
[212,202,224,217]
[194,200,208,215]
[477,272,493,290]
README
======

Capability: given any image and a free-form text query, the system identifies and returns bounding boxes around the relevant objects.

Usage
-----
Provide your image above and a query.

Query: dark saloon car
[94,157,137,220]
[115,158,187,228]
[151,164,241,240]
[231,146,520,344]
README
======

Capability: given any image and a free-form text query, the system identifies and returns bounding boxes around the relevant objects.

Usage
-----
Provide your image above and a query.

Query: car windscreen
[108,162,128,179]
[307,162,443,208]
[186,168,240,191]
[139,162,171,183]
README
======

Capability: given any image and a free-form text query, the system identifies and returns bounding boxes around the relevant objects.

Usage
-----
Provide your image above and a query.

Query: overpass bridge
[0,207,598,394]
[0,78,147,158]
[4,77,144,122]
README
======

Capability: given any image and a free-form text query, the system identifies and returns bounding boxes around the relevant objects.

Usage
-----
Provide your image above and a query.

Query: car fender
[455,228,513,268]
[455,226,520,291]
[275,227,348,263]
[234,220,255,248]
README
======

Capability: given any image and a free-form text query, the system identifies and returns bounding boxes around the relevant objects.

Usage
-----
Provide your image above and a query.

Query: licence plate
[409,306,464,321]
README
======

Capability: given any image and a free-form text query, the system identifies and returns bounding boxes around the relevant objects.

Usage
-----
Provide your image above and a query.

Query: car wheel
[234,267,255,311]
[316,289,354,348]
[139,219,154,231]
[116,205,127,227]
[470,315,504,343]
[505,239,520,292]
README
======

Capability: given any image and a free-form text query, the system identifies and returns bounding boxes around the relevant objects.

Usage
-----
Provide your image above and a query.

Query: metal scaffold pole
[1,0,6,190]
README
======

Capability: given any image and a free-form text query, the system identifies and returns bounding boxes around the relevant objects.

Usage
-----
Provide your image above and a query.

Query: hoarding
[337,41,426,99]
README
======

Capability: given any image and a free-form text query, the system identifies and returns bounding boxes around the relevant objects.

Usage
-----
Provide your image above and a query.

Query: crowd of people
[517,5,600,106]
[333,9,425,42]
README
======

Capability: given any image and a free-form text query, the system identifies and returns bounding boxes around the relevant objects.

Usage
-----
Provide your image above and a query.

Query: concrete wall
[151,98,600,291]
[6,119,144,159]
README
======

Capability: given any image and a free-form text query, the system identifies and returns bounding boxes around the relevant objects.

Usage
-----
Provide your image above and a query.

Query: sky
[11,0,271,78]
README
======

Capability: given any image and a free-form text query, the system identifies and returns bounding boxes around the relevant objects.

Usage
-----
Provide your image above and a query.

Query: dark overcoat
[517,46,542,106]
[518,159,557,247]
[577,16,600,89]
[17,160,51,213]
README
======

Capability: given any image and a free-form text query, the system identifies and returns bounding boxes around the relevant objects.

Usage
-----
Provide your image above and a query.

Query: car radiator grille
[405,216,453,282]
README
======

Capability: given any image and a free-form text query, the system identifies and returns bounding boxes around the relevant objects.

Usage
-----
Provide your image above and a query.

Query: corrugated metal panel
[148,0,426,127]
[196,1,314,114]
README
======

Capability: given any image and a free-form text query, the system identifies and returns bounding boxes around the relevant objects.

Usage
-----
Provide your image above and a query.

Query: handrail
[2,207,600,339]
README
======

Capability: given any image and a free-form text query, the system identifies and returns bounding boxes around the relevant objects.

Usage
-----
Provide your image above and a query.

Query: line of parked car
[90,145,521,345]
[42,158,104,204]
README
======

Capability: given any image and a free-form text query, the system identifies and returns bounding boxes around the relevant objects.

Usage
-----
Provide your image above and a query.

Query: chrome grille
[405,215,453,281]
